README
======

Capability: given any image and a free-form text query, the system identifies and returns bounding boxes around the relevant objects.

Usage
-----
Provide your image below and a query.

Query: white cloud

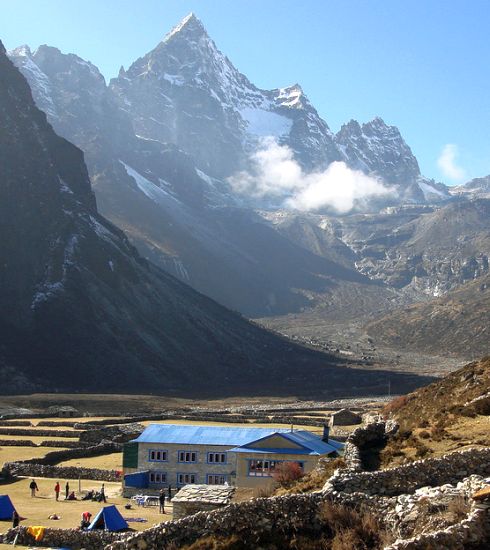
[437,144,466,181]
[228,138,395,213]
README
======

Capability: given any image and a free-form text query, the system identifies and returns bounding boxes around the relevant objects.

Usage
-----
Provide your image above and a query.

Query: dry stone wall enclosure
[2,462,121,482]
[325,447,490,496]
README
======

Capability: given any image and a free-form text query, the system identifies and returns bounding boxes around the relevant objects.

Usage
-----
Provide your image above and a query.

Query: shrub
[274,458,346,496]
[447,496,470,522]
[414,443,430,458]
[272,461,305,487]
[419,430,430,439]
[253,484,274,499]
[431,419,447,441]
[319,502,391,549]
[383,395,409,416]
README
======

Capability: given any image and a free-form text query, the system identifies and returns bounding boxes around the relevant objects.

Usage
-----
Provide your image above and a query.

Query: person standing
[54,481,60,501]
[100,483,106,503]
[65,481,70,500]
[12,510,20,528]
[159,489,165,514]
[29,479,38,497]
[167,484,172,502]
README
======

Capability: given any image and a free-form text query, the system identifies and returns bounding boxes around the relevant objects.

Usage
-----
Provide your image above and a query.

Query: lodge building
[122,424,343,494]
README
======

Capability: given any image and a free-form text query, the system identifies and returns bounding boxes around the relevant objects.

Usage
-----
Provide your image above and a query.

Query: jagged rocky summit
[10,13,449,209]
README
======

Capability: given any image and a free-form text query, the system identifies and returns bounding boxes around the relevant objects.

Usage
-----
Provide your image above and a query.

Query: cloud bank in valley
[228,138,395,213]
[437,144,466,181]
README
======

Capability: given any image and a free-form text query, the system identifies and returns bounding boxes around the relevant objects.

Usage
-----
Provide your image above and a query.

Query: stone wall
[17,442,121,466]
[107,492,325,550]
[1,525,118,549]
[342,420,392,471]
[2,461,121,482]
[2,455,489,550]
[40,440,87,448]
[0,439,82,448]
[79,424,143,445]
[173,500,228,520]
[325,447,490,496]
[0,439,36,446]
[385,507,490,550]
[0,427,81,438]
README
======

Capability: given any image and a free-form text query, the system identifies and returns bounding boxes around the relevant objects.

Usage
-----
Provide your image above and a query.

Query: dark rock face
[336,118,421,187]
[335,118,449,204]
[1,41,359,395]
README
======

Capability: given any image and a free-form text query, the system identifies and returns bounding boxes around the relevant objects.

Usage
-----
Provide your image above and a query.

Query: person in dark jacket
[29,479,38,497]
[159,489,165,513]
[12,510,20,528]
[65,481,70,499]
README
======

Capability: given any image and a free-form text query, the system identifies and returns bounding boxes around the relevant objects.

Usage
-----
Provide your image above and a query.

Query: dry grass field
[0,477,171,549]
[0,446,70,463]
[59,453,123,471]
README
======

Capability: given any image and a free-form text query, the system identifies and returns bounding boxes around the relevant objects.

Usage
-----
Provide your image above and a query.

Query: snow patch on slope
[417,178,447,199]
[9,46,58,119]
[240,107,292,137]
[120,161,176,204]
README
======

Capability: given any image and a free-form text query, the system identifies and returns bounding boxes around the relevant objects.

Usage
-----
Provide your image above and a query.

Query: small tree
[272,461,304,487]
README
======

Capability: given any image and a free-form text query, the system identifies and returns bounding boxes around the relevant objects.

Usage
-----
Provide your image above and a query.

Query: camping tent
[0,495,16,520]
[87,505,128,531]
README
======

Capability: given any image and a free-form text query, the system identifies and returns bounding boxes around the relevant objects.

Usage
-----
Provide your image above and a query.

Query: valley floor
[258,310,467,380]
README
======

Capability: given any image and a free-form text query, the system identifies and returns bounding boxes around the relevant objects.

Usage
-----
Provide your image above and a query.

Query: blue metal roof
[132,424,291,446]
[282,430,344,454]
[228,430,344,456]
[228,447,316,455]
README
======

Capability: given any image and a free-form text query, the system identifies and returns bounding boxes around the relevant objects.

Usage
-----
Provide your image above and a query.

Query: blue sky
[2,0,489,184]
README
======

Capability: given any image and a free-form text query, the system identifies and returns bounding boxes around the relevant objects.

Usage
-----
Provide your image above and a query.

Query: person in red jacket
[54,481,60,501]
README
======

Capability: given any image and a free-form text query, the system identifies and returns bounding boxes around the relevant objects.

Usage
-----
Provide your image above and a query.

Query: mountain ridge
[8,14,486,321]
[2,39,379,396]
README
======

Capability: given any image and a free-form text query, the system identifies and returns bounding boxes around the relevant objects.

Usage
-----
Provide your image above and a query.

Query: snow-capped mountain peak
[274,84,306,109]
[163,12,206,43]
